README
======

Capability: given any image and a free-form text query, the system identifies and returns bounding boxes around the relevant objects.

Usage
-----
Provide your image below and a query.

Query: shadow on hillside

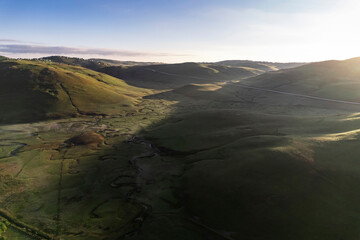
[5,82,360,240]
[63,82,360,240]
[121,82,360,240]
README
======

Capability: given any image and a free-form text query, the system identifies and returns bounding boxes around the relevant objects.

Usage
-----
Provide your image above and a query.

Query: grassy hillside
[41,56,159,69]
[97,62,262,89]
[242,57,360,102]
[0,59,149,123]
[217,60,306,71]
[138,76,360,240]
[89,58,160,66]
[39,56,306,90]
[40,56,110,70]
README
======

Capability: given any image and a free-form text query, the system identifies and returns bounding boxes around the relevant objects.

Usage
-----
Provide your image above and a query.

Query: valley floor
[2,79,360,240]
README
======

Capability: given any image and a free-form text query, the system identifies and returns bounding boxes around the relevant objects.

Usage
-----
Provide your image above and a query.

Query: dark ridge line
[59,83,83,115]
[59,83,108,117]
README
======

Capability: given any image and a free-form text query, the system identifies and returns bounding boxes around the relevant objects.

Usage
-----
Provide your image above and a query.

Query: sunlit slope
[0,59,149,123]
[243,57,360,102]
[217,60,306,71]
[41,56,159,68]
[98,62,261,89]
[41,56,109,70]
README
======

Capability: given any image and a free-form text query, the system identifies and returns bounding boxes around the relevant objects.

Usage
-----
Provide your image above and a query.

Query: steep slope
[0,59,149,123]
[241,57,360,102]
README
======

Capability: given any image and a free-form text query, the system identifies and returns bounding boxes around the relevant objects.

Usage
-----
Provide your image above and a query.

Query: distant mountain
[216,60,307,71]
[97,62,264,89]
[40,56,110,69]
[89,58,161,66]
[0,59,148,123]
[0,56,7,61]
[40,56,160,69]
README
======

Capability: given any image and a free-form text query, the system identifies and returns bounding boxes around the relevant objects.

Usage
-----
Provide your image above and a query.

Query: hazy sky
[1,0,360,63]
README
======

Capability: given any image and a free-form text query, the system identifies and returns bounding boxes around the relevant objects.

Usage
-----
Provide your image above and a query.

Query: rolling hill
[136,57,360,240]
[241,57,360,102]
[41,56,159,69]
[38,56,307,90]
[0,59,149,123]
[2,56,360,240]
[97,62,264,89]
[89,58,161,66]
[217,60,306,71]
[40,56,109,70]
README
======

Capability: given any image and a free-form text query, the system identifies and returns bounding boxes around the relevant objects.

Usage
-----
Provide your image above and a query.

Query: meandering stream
[110,135,159,237]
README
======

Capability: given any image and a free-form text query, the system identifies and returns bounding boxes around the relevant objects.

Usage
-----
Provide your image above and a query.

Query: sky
[1,0,360,63]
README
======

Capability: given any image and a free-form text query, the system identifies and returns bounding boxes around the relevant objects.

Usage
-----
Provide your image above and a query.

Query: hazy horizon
[0,54,314,64]
[1,0,360,63]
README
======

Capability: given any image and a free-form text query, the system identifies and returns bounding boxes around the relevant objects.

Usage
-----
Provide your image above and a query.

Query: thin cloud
[0,44,187,57]
[0,39,24,43]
